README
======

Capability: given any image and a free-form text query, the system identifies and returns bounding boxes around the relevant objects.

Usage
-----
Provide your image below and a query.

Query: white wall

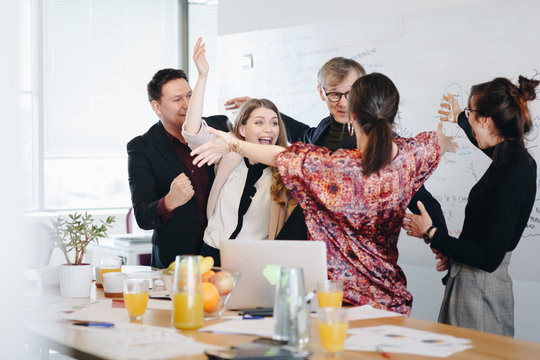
[0,2,26,357]
[218,0,540,343]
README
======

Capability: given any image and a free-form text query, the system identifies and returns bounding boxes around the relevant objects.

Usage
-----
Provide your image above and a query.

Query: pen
[375,346,391,359]
[73,321,115,328]
[242,314,264,320]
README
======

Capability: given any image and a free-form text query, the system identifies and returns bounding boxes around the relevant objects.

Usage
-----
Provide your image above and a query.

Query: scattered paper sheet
[66,322,223,360]
[200,318,274,337]
[345,325,473,358]
[61,299,129,323]
[345,305,404,321]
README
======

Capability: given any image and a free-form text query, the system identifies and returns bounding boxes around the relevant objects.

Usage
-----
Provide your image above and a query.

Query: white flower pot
[59,263,93,298]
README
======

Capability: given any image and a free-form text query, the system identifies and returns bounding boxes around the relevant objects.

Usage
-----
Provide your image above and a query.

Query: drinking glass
[123,278,149,320]
[317,307,348,356]
[317,280,343,308]
[273,267,310,348]
[100,256,122,283]
[172,255,204,330]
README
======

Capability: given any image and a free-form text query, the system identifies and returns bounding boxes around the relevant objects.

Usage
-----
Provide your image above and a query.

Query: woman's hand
[437,121,458,155]
[193,37,209,78]
[432,249,449,272]
[402,201,433,238]
[438,93,461,123]
[191,127,234,167]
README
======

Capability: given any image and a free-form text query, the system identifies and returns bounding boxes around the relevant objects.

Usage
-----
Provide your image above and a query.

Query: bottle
[172,255,204,330]
[273,267,310,348]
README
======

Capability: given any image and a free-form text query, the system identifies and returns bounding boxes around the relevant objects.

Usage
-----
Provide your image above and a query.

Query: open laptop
[220,239,327,310]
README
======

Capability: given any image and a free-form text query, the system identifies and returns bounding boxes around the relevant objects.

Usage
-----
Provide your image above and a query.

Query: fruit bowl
[160,266,240,319]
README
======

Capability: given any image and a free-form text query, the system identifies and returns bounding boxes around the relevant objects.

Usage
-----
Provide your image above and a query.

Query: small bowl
[160,266,241,319]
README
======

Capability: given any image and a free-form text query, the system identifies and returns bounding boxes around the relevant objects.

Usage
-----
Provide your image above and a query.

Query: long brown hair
[469,75,539,166]
[232,99,289,204]
[348,73,399,176]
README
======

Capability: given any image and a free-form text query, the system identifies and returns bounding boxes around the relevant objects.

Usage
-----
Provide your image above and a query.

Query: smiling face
[319,69,361,124]
[239,107,280,145]
[151,78,192,133]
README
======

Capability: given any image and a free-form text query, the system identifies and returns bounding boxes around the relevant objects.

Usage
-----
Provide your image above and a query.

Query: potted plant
[51,212,115,297]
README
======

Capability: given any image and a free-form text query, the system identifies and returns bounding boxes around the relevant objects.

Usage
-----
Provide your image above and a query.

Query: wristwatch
[423,225,436,244]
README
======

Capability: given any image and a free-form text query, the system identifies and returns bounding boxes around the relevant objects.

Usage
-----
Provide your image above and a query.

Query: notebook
[220,239,327,309]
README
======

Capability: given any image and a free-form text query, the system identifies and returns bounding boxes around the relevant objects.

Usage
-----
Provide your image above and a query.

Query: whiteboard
[217,0,540,281]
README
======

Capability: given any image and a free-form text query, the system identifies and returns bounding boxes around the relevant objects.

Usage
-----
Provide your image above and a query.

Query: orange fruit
[202,270,216,283]
[202,282,220,312]
[205,297,223,314]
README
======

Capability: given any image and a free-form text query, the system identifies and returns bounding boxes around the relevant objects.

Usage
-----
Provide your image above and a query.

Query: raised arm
[191,126,285,168]
[184,37,208,135]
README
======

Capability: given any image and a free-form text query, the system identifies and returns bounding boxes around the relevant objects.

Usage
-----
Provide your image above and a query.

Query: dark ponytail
[348,73,399,176]
[470,75,539,166]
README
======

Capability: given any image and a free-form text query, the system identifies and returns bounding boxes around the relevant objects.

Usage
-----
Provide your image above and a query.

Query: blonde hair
[233,99,288,204]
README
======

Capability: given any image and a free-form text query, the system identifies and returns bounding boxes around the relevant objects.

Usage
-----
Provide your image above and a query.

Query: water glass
[123,278,149,320]
[317,280,343,307]
[317,307,348,356]
[273,267,310,348]
[100,256,122,283]
[172,255,204,330]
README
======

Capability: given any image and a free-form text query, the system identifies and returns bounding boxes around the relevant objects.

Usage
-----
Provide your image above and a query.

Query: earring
[347,120,354,136]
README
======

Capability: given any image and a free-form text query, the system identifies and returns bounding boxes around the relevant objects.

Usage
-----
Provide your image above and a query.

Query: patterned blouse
[276,132,440,315]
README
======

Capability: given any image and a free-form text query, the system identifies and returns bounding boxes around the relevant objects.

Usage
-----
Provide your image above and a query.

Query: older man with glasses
[225,58,449,270]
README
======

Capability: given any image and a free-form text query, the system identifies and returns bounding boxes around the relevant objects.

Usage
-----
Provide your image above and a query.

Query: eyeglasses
[323,89,349,103]
[464,106,477,119]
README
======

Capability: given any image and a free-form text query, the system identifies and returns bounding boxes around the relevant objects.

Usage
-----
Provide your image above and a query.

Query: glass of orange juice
[172,255,203,330]
[317,280,343,307]
[317,307,348,356]
[100,256,122,283]
[123,279,149,320]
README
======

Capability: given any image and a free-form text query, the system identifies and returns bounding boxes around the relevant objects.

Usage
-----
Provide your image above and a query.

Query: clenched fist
[164,173,195,211]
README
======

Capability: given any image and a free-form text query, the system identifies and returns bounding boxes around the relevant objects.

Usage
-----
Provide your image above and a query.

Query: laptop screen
[220,239,327,309]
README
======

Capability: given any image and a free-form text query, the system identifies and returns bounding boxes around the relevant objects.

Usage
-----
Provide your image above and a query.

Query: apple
[209,271,234,296]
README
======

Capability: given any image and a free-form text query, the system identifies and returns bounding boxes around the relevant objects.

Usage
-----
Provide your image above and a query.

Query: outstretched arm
[184,37,208,135]
[191,127,285,167]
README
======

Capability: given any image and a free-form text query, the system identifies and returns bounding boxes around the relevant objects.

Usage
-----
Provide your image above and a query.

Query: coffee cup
[103,272,127,298]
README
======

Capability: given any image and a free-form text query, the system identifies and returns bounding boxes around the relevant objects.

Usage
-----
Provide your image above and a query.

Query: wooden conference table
[27,286,540,360]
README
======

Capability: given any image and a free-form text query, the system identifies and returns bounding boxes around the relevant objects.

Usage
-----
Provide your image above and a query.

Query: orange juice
[173,292,203,330]
[318,291,343,307]
[100,267,121,283]
[124,292,149,318]
[318,322,348,354]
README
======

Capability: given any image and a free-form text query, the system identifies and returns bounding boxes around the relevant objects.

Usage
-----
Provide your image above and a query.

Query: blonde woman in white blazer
[182,38,302,265]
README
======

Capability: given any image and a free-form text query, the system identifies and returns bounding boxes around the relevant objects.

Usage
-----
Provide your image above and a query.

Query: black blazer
[282,114,448,232]
[127,117,230,267]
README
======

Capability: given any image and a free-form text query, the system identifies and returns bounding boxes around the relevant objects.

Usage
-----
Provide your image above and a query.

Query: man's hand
[164,173,195,211]
[224,96,250,110]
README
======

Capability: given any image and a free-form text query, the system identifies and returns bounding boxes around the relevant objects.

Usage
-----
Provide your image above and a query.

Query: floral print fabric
[276,132,440,315]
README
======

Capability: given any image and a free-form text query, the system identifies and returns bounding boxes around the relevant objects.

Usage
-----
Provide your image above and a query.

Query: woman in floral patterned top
[191,73,449,315]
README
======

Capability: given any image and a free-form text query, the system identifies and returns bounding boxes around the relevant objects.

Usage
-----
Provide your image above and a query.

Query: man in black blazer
[225,57,448,233]
[279,57,448,233]
[127,68,229,268]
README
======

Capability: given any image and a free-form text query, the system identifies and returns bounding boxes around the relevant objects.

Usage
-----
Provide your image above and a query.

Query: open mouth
[258,137,273,145]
